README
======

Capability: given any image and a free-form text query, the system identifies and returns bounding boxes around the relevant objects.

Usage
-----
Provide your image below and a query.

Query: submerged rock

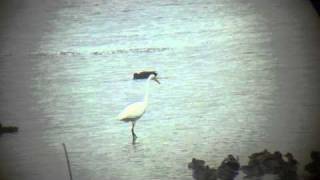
[0,123,18,134]
[133,71,157,79]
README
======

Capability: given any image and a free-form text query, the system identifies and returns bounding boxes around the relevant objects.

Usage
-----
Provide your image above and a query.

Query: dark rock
[310,0,320,15]
[242,149,273,177]
[188,158,206,170]
[241,150,298,180]
[217,155,240,180]
[188,155,240,180]
[0,123,18,134]
[260,151,285,174]
[188,158,217,180]
[278,153,298,180]
[305,151,320,179]
[133,71,157,79]
[241,164,263,178]
[187,150,320,180]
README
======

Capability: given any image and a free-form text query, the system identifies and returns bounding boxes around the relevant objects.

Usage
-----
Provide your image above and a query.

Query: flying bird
[117,74,160,141]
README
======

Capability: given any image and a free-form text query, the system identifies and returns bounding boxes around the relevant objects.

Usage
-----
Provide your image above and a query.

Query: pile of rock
[188,150,306,180]
[188,158,217,180]
[241,150,298,179]
[217,155,240,180]
[188,155,240,180]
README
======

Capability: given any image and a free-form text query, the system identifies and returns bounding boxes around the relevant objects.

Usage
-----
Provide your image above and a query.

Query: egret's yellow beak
[153,77,160,84]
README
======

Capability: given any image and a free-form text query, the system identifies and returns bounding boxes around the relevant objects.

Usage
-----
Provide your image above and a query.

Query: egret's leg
[131,121,137,139]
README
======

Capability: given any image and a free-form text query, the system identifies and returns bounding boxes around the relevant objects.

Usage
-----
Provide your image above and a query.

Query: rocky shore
[188,150,320,180]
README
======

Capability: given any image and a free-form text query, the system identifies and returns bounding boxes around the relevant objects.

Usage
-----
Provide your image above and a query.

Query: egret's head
[149,74,160,84]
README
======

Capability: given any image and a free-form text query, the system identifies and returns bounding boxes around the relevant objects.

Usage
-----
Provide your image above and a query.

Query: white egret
[117,74,160,140]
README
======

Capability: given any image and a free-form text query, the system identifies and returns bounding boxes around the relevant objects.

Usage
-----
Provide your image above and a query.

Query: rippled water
[1,0,320,179]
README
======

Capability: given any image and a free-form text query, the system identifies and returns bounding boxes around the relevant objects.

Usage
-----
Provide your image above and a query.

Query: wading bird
[117,74,160,142]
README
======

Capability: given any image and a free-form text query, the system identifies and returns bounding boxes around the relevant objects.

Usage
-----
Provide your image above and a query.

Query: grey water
[0,0,320,179]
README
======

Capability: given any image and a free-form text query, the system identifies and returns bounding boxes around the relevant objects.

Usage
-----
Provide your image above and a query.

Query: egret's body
[117,102,146,122]
[117,74,159,140]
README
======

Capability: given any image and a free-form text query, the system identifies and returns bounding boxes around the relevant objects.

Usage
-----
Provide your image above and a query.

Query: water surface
[0,0,320,179]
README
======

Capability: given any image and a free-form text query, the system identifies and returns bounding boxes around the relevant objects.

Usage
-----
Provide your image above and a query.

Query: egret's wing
[117,102,146,120]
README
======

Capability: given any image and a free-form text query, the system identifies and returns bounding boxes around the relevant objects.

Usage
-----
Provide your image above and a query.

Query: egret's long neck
[143,77,152,104]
